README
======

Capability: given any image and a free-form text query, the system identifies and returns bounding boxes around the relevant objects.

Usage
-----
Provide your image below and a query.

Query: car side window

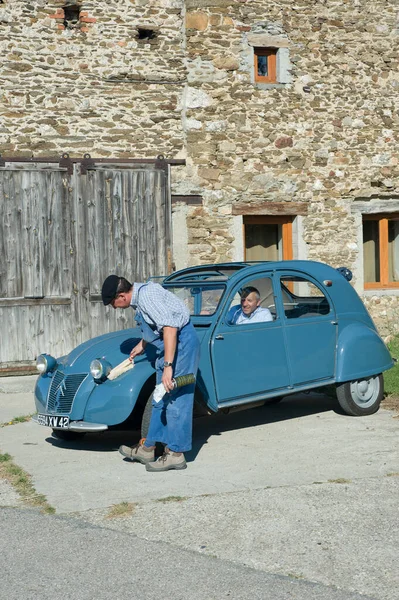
[280,276,330,319]
[167,285,225,316]
[227,277,276,325]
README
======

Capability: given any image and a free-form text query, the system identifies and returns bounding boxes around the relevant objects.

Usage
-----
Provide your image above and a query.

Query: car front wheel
[141,393,154,439]
[140,389,208,440]
[336,374,383,416]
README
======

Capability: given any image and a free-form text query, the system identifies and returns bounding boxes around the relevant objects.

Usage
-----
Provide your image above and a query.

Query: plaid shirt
[130,282,190,331]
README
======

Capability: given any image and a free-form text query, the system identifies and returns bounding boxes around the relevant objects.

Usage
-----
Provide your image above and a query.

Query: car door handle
[331,320,338,325]
[215,334,224,340]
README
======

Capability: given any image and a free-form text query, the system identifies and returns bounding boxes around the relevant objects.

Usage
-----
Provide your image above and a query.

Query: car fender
[83,361,156,426]
[336,321,393,382]
[34,374,51,413]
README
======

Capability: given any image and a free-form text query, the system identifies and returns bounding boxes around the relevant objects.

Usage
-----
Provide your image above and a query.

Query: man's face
[111,293,131,309]
[241,292,260,316]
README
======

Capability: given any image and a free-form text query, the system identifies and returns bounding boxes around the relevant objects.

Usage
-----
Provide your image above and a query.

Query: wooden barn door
[75,164,172,342]
[0,166,75,369]
[0,162,171,370]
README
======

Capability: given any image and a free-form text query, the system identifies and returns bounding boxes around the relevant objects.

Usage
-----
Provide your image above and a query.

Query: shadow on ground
[45,393,341,461]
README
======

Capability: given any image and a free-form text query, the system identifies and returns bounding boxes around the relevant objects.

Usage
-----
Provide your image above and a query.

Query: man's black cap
[101,275,120,306]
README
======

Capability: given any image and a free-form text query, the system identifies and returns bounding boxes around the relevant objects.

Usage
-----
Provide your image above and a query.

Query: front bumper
[32,414,108,432]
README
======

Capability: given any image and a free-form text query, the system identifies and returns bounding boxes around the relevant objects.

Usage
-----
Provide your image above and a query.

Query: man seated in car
[227,286,273,325]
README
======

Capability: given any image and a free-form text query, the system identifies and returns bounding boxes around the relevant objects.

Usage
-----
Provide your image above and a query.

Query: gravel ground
[1,378,398,599]
[76,475,399,600]
[381,395,399,414]
[0,480,21,507]
[1,507,374,600]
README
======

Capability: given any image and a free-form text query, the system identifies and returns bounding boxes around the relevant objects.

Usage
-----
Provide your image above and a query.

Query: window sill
[362,289,399,297]
[254,82,286,90]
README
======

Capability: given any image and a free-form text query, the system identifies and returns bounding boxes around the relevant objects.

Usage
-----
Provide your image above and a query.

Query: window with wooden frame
[254,48,277,84]
[243,216,293,262]
[363,213,399,289]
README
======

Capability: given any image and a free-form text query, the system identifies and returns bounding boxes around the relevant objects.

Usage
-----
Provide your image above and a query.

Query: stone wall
[183,0,399,264]
[0,0,186,157]
[1,0,399,334]
[364,294,399,337]
[181,0,399,334]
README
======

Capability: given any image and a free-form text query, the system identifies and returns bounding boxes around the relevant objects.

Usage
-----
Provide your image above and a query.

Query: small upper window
[63,4,80,28]
[254,48,277,84]
[137,28,156,40]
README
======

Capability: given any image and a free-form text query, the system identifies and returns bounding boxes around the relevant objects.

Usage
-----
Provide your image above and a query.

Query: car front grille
[46,370,88,414]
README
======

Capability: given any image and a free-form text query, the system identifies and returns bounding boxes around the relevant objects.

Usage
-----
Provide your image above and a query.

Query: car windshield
[165,284,225,316]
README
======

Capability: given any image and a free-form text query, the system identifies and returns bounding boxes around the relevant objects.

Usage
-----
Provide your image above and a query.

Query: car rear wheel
[336,374,383,416]
[51,429,86,441]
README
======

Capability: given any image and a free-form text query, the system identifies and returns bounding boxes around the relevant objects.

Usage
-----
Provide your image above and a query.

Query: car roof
[163,260,342,284]
[162,260,373,326]
[163,260,369,318]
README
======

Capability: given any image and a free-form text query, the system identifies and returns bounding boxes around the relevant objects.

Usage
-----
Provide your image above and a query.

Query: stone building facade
[1,0,399,335]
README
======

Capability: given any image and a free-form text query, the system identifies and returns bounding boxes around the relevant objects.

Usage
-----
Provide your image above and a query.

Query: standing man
[101,275,200,472]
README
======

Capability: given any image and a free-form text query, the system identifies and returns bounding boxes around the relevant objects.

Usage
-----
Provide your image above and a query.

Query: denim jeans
[144,322,200,453]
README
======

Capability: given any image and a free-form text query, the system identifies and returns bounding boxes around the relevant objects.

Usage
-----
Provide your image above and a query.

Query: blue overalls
[134,309,200,453]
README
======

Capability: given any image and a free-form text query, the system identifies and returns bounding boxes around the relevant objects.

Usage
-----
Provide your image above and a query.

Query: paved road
[0,507,376,600]
[1,376,398,599]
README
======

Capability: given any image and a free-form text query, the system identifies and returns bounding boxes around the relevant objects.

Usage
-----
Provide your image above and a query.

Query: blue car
[33,261,394,441]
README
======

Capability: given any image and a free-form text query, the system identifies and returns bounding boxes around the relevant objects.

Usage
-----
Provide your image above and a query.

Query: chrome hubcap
[350,376,380,408]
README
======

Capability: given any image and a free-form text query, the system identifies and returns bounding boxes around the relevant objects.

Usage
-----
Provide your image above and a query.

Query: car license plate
[37,414,70,428]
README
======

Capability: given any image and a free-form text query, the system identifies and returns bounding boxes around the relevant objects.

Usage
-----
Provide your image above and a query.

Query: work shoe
[119,439,155,464]
[145,450,187,472]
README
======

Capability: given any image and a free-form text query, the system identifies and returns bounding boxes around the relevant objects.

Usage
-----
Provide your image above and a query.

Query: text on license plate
[37,414,70,428]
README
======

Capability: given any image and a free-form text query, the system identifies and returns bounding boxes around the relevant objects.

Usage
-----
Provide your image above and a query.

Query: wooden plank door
[0,163,171,369]
[74,164,171,342]
[0,166,75,368]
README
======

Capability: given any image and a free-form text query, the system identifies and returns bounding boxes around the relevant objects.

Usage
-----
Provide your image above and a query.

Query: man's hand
[162,365,174,392]
[129,339,147,362]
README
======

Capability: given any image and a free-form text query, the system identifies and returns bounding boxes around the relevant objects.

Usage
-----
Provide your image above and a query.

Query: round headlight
[36,354,56,374]
[90,359,111,381]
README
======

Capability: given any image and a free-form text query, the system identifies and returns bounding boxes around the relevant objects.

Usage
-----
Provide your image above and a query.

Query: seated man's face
[241,292,260,316]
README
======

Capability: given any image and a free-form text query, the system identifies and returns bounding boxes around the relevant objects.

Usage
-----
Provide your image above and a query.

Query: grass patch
[156,495,187,503]
[381,336,399,414]
[105,502,136,519]
[386,472,399,477]
[0,413,36,428]
[383,337,399,396]
[328,478,351,484]
[0,453,55,514]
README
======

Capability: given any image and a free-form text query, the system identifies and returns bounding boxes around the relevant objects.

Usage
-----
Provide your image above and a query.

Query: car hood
[60,326,208,372]
[61,328,151,371]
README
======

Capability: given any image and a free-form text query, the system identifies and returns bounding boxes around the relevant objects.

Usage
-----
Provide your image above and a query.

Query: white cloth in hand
[153,382,167,403]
